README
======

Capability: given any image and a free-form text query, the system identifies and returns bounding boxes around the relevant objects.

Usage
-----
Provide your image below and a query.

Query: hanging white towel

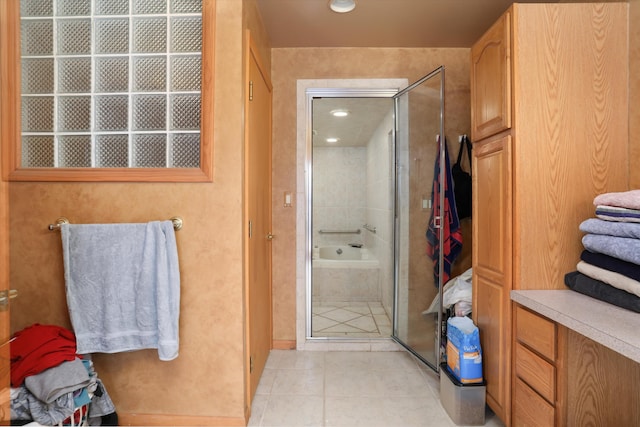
[61,221,180,361]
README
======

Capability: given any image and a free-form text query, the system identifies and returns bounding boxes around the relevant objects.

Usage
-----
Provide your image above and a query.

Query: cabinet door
[470,9,511,141]
[472,135,512,424]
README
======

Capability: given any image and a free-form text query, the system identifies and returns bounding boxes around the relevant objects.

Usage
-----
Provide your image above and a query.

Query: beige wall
[8,0,270,424]
[270,48,471,342]
[631,0,640,188]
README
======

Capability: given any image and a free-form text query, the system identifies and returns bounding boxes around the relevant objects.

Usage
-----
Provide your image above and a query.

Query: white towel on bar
[61,221,180,361]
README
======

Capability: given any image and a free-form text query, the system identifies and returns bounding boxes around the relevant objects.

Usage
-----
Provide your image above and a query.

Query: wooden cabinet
[513,305,566,427]
[470,3,629,425]
[567,330,640,425]
[470,10,511,141]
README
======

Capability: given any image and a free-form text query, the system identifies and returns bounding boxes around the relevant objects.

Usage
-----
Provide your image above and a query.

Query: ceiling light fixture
[328,0,356,13]
[326,137,340,143]
[330,109,349,117]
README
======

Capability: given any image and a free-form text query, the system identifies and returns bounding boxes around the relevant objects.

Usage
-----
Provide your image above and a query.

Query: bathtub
[313,245,379,268]
[312,245,380,302]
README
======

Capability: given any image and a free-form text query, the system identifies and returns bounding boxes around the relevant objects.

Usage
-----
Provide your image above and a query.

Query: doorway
[310,95,395,339]
[296,79,407,352]
[296,70,447,371]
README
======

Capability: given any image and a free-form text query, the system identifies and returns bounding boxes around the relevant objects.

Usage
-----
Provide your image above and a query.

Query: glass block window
[19,0,202,169]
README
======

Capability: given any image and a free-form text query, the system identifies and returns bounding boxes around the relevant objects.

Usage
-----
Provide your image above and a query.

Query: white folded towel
[61,221,180,361]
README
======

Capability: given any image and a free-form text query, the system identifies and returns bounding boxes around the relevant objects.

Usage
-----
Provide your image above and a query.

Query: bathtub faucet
[336,248,343,255]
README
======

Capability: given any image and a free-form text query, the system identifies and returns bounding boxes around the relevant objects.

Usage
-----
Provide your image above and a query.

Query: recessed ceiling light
[330,109,349,117]
[326,137,340,143]
[329,0,356,13]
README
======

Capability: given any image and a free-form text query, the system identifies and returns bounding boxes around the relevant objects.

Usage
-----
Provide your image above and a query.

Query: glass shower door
[393,66,445,371]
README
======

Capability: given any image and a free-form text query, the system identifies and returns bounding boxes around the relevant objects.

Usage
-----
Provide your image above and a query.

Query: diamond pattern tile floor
[312,301,392,338]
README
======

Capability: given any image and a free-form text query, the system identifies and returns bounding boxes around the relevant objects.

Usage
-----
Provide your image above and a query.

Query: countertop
[511,289,640,364]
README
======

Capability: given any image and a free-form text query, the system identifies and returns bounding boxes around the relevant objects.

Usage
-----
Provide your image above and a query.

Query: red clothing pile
[10,323,78,387]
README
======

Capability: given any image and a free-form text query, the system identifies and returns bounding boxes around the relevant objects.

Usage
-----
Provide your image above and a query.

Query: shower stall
[305,68,448,371]
[311,95,396,339]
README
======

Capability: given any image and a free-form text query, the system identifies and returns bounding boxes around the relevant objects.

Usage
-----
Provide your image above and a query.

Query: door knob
[266,233,275,240]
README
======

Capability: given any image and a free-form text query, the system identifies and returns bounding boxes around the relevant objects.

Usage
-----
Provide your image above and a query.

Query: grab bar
[363,224,377,233]
[318,229,361,234]
[48,216,183,231]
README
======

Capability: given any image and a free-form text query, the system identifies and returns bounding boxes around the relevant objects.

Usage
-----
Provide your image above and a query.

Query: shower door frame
[296,77,445,357]
[304,86,400,342]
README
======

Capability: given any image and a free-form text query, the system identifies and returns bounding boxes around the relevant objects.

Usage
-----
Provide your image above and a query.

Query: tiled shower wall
[312,146,366,247]
[364,110,395,316]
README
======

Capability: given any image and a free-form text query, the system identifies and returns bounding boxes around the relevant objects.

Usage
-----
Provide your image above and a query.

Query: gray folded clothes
[579,218,640,239]
[24,358,90,404]
[582,234,640,265]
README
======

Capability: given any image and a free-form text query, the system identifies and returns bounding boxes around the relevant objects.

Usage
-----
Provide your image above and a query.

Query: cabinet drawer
[515,342,555,403]
[515,306,555,360]
[513,378,555,427]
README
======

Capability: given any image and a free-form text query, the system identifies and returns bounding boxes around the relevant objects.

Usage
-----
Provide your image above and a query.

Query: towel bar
[48,216,183,231]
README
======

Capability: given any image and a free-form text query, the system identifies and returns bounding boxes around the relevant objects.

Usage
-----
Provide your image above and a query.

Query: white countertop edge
[511,289,640,364]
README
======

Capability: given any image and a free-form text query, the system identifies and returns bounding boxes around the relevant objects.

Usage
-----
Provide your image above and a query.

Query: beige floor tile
[367,351,422,371]
[251,349,505,427]
[260,394,325,427]
[271,368,324,396]
[381,396,456,426]
[312,315,340,332]
[273,349,326,370]
[247,393,268,426]
[255,367,277,395]
[346,305,373,315]
[346,315,377,332]
[324,396,390,427]
[321,308,363,323]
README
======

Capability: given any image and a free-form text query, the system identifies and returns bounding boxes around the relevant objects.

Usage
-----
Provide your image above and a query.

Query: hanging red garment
[426,137,463,286]
[10,323,78,387]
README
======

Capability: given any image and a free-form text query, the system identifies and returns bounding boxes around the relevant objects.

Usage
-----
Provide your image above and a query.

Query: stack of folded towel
[565,190,640,313]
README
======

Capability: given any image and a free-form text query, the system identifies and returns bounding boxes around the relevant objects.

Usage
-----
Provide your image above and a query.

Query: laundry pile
[423,268,473,317]
[565,190,640,313]
[10,323,117,426]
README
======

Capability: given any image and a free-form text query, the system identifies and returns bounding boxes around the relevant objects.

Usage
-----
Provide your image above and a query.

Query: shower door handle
[266,233,275,240]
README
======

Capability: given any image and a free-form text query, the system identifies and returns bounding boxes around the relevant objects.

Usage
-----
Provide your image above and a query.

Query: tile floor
[312,301,392,338]
[248,349,505,427]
